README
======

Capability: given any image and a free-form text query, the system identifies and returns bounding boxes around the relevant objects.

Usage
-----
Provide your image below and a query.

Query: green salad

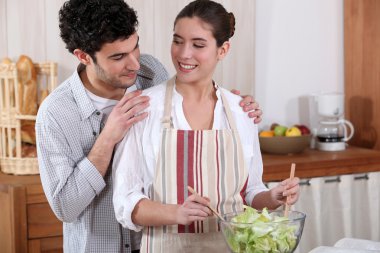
[223,206,297,253]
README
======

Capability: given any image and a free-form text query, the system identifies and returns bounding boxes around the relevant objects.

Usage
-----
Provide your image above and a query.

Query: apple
[270,123,279,131]
[274,125,287,136]
[285,126,302,137]
[295,124,311,135]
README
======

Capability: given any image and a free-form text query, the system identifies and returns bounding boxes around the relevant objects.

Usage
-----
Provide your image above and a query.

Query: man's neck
[79,66,124,100]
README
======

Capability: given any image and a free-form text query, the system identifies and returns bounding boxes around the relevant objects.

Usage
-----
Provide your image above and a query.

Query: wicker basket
[0,61,57,175]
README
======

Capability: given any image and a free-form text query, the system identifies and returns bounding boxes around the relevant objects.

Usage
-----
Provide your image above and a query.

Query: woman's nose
[179,44,192,59]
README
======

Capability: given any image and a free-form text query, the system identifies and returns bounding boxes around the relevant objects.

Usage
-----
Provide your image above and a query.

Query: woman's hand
[175,194,212,225]
[270,177,300,206]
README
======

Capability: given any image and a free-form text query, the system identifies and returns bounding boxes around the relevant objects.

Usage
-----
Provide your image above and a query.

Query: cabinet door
[344,0,380,150]
[28,237,63,253]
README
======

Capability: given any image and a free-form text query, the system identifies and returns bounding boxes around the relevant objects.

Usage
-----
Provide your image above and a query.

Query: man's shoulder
[37,79,79,123]
[137,54,169,90]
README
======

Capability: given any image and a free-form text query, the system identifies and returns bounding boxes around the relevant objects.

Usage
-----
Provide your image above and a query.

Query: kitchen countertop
[1,146,380,185]
[262,146,380,182]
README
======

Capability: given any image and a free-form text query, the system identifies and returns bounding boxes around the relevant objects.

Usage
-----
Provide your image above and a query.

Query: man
[36,0,262,252]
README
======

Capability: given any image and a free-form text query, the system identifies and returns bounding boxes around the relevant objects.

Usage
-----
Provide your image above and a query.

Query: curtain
[268,172,380,253]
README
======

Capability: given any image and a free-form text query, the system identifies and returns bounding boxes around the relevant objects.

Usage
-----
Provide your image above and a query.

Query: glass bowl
[220,210,306,253]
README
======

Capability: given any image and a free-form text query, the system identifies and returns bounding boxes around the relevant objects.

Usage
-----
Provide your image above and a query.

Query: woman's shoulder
[218,87,245,114]
[141,81,167,108]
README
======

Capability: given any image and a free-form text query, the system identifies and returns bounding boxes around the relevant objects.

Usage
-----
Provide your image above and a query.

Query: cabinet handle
[354,174,369,181]
[325,177,341,183]
[299,179,311,186]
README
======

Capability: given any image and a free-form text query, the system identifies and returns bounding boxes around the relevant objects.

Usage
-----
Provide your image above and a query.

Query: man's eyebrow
[173,33,207,42]
[108,36,140,58]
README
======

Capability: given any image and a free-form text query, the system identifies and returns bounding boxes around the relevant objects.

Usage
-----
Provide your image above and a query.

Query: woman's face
[171,17,229,85]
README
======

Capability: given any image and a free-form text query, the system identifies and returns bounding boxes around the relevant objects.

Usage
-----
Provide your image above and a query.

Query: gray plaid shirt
[36,54,169,253]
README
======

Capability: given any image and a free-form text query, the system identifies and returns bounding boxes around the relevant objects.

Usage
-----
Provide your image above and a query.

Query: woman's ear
[217,41,230,60]
[73,49,92,65]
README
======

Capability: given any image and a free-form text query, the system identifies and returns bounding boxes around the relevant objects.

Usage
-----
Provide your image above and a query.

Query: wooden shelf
[262,146,380,182]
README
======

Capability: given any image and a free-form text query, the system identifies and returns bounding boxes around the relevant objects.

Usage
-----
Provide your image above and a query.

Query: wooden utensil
[284,163,296,217]
[187,186,225,221]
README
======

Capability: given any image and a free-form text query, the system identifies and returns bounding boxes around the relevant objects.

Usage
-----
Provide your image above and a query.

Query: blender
[315,93,354,151]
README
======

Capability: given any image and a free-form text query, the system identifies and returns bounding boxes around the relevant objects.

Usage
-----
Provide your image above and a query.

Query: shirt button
[93,131,97,136]
[96,111,100,115]
[125,243,130,248]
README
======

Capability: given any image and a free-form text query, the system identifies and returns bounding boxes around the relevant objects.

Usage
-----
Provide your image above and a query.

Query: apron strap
[162,77,176,129]
[219,89,239,132]
[162,77,239,132]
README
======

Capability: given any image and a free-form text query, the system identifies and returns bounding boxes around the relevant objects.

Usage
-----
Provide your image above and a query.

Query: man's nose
[126,54,140,71]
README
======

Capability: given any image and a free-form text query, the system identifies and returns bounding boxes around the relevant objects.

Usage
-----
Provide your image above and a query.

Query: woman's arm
[132,194,212,226]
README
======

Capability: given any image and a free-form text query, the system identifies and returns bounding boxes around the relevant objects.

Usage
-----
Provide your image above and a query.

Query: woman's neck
[175,79,216,102]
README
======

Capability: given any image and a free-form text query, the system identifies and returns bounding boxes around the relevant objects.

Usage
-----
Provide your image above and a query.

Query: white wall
[0,0,255,95]
[255,0,344,130]
[0,0,344,129]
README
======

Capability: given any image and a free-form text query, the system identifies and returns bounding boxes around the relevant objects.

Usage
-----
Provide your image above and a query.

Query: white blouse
[112,82,267,231]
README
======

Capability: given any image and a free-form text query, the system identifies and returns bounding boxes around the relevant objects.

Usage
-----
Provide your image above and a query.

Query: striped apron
[141,77,248,253]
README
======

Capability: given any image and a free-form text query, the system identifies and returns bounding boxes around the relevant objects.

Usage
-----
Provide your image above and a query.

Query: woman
[113,0,300,252]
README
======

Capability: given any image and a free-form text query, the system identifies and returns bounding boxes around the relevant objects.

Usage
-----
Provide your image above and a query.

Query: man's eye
[194,44,205,48]
[112,55,124,60]
[173,40,182,44]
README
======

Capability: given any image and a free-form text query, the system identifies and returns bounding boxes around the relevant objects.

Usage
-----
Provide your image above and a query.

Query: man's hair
[59,0,138,60]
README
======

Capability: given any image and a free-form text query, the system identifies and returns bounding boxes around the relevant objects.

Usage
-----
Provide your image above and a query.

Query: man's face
[91,33,140,89]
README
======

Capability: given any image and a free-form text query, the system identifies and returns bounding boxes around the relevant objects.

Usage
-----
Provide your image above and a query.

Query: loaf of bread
[16,55,38,115]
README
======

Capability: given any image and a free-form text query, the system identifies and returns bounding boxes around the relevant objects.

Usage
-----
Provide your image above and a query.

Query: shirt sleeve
[244,123,269,206]
[112,120,148,232]
[36,111,106,222]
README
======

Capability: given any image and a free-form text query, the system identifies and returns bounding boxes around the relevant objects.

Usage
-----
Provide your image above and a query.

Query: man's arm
[88,90,149,176]
[36,91,149,222]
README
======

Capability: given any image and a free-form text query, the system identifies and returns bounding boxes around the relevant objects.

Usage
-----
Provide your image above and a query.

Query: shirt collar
[70,64,98,120]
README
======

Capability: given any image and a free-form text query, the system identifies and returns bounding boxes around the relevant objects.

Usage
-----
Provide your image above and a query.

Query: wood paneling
[6,0,46,61]
[0,0,7,58]
[27,203,62,239]
[344,0,380,150]
[1,0,256,91]
[0,171,63,253]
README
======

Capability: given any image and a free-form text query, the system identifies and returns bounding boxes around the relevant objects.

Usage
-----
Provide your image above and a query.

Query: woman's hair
[174,0,235,47]
[59,0,138,61]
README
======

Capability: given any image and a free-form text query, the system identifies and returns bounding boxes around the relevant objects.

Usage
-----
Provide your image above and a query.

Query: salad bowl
[220,207,306,253]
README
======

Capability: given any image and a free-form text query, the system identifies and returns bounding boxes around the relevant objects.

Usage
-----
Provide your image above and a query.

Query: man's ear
[73,49,92,65]
[217,41,230,61]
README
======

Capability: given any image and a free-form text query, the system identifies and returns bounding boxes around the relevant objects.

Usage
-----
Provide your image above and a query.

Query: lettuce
[224,206,298,253]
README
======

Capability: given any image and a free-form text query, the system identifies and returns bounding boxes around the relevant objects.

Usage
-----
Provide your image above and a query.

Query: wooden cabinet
[344,0,380,150]
[0,172,62,253]
[0,146,379,252]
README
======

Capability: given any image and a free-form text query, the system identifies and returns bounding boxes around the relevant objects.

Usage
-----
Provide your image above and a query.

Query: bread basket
[0,58,57,175]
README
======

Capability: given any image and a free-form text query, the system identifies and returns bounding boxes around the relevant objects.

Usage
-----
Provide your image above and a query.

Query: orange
[259,130,275,137]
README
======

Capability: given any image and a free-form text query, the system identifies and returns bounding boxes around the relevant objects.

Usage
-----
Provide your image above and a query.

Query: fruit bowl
[259,135,311,155]
[220,208,306,253]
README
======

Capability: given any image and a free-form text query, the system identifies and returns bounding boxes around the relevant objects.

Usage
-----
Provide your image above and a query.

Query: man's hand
[88,90,149,176]
[102,90,150,145]
[231,89,263,124]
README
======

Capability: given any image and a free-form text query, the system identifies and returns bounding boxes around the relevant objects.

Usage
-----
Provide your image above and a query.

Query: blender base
[317,141,346,151]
